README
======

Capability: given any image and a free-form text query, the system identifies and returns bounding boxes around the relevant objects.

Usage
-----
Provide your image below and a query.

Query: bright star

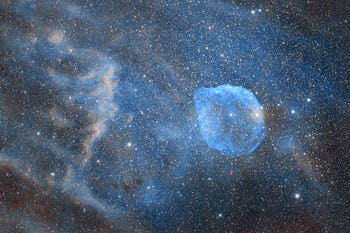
[294,193,301,199]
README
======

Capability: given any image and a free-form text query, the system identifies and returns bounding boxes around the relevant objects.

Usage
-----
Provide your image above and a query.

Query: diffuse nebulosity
[194,85,265,156]
[0,0,349,232]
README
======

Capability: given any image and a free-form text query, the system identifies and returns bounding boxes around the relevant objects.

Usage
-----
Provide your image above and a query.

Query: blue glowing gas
[194,85,265,156]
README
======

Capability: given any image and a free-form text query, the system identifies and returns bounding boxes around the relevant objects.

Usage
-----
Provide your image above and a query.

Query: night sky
[0,0,349,232]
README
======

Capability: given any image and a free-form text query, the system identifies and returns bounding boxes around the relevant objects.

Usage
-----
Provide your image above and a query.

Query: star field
[0,0,349,232]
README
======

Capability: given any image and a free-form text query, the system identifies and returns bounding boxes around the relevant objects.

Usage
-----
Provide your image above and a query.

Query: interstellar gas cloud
[0,1,349,232]
[194,85,265,156]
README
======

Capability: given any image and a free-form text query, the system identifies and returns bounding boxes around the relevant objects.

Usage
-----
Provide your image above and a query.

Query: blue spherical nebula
[194,85,266,156]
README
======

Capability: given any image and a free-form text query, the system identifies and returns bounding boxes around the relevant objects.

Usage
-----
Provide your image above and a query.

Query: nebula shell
[194,85,266,156]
